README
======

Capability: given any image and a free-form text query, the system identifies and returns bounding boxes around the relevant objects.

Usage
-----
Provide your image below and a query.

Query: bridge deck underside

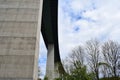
[41,0,65,79]
[41,0,61,62]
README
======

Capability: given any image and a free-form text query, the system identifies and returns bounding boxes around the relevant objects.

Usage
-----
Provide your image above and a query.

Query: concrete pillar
[46,44,54,80]
[46,44,60,80]
[0,0,43,80]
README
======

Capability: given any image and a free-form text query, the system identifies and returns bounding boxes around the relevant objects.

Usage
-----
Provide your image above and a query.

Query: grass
[100,77,120,80]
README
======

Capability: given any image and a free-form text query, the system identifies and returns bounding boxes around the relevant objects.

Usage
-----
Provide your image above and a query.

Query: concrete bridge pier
[46,44,54,80]
[46,44,60,80]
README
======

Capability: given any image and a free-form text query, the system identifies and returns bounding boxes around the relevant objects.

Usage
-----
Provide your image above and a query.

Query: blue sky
[39,0,120,78]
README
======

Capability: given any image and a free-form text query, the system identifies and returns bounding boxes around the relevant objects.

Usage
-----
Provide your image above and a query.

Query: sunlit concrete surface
[0,0,43,80]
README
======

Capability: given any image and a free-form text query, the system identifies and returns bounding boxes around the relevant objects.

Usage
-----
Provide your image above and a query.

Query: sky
[39,0,120,78]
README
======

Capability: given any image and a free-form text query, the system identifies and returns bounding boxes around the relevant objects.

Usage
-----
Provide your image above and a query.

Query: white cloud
[58,0,120,59]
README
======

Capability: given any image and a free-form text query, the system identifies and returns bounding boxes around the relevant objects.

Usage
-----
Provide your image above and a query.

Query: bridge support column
[46,44,59,80]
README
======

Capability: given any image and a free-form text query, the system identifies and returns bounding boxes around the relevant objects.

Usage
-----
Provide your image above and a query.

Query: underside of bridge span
[41,0,64,79]
[42,0,60,63]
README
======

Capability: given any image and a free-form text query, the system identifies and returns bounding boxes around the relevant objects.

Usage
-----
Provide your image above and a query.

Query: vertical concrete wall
[0,0,42,80]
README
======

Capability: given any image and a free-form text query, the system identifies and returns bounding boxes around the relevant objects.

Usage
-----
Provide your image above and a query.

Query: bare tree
[63,46,85,74]
[61,46,94,80]
[86,39,100,80]
[38,66,41,77]
[69,46,84,68]
[102,40,120,77]
[101,64,110,78]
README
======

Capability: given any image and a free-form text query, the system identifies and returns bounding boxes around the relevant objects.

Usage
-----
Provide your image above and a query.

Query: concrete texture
[46,44,55,80]
[46,44,61,80]
[0,0,43,80]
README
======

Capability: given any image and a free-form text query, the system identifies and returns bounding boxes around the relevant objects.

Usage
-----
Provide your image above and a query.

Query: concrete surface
[0,0,43,80]
[46,44,55,80]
